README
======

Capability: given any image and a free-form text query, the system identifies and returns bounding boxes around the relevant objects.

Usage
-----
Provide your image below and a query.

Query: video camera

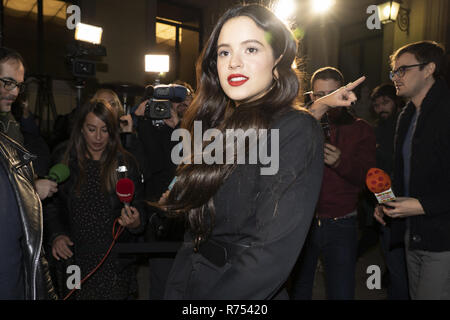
[143,84,188,120]
[66,41,107,78]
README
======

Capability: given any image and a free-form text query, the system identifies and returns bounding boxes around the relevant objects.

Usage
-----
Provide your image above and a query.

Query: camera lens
[155,102,167,115]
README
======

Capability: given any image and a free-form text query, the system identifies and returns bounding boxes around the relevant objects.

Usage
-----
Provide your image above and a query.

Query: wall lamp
[377,1,410,33]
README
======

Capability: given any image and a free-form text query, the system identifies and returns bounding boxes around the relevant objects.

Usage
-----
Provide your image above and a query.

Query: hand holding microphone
[380,197,425,219]
[366,168,425,223]
[35,179,58,200]
[35,163,70,200]
[60,176,139,300]
[116,178,141,229]
[366,168,396,225]
[118,206,141,229]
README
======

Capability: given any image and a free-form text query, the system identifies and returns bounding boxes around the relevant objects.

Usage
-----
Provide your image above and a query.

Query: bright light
[274,0,296,22]
[312,0,335,14]
[75,23,103,44]
[145,54,170,73]
[377,1,401,24]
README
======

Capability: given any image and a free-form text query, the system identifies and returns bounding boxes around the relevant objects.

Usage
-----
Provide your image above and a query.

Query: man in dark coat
[374,41,450,300]
[0,47,56,299]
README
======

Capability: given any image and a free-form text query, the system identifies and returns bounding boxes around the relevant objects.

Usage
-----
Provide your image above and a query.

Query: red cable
[63,218,124,300]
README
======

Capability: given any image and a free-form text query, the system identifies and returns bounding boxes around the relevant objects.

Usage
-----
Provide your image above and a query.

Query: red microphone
[366,168,396,203]
[116,178,135,206]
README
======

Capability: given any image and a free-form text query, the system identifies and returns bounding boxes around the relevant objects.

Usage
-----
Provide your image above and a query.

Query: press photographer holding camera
[134,82,193,200]
[133,81,193,299]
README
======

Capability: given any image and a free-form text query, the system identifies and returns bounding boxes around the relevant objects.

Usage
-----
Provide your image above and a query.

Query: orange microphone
[366,168,396,203]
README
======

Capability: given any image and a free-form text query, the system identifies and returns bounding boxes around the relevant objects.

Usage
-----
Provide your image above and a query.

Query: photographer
[134,83,192,200]
[133,82,193,299]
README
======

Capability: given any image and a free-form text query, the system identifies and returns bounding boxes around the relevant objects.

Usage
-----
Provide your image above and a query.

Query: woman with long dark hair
[160,4,362,299]
[45,100,147,299]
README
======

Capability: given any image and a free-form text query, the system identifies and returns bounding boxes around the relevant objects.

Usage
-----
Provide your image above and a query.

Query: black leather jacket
[0,132,57,299]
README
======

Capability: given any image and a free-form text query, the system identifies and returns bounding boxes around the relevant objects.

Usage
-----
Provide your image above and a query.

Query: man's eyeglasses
[0,78,26,93]
[389,63,428,80]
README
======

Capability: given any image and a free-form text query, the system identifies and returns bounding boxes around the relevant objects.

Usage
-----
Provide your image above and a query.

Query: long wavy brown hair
[63,100,133,194]
[160,4,304,245]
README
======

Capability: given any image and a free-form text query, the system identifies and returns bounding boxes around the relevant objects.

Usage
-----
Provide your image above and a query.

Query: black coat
[391,79,450,251]
[136,118,185,241]
[0,132,57,299]
[137,118,179,200]
[375,115,398,176]
[164,109,324,299]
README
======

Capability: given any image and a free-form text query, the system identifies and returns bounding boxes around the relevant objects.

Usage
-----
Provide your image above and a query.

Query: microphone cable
[63,218,125,300]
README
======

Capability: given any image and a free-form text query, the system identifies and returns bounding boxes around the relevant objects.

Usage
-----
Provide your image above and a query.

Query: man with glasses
[290,67,376,299]
[0,47,56,299]
[0,47,26,144]
[374,41,450,299]
[1,48,57,199]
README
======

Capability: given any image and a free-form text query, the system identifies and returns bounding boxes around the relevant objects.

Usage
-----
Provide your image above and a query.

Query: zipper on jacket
[31,192,44,300]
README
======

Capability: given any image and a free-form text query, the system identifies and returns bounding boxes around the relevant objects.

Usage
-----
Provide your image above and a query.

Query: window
[3,0,68,23]
[155,1,201,87]
[2,0,74,77]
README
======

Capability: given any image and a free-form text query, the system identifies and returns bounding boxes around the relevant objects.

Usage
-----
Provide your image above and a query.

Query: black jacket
[137,118,179,200]
[375,114,398,176]
[136,118,184,241]
[0,132,57,299]
[165,109,324,299]
[391,79,450,251]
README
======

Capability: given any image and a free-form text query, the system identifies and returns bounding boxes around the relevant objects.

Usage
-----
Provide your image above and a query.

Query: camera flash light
[145,54,170,73]
[75,23,103,45]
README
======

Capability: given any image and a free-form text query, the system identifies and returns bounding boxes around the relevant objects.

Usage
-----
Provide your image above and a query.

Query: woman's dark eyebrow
[217,39,264,50]
[86,123,107,129]
[217,43,229,51]
[241,39,264,46]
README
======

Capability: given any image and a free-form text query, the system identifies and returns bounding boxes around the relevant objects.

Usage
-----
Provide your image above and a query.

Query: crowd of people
[1,3,449,300]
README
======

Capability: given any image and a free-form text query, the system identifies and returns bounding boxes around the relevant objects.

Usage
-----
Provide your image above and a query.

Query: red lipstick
[227,74,249,86]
